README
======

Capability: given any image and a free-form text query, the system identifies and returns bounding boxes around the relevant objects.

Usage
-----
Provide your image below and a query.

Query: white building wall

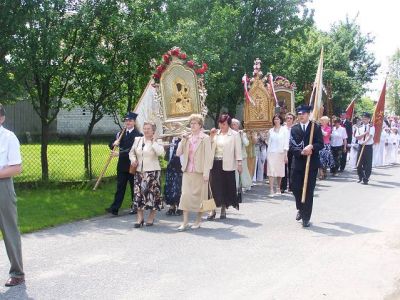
[57,106,120,136]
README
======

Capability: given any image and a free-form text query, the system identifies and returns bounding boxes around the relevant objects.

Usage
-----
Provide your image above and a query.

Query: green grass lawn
[18,142,118,182]
[10,180,130,236]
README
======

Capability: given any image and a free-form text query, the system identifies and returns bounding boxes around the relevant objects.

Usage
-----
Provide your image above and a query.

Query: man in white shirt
[355,112,375,185]
[331,118,348,176]
[0,104,25,286]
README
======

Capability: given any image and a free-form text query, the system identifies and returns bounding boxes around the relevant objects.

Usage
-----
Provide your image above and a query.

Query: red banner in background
[372,80,386,144]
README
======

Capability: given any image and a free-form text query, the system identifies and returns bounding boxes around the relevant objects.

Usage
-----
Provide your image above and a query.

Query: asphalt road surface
[1,165,400,300]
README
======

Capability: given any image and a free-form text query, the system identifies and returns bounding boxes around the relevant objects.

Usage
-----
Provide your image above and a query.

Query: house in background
[4,101,120,141]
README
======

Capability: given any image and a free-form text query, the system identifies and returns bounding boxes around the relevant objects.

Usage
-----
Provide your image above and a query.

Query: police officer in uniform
[0,104,25,286]
[355,112,375,185]
[105,112,142,215]
[290,105,324,227]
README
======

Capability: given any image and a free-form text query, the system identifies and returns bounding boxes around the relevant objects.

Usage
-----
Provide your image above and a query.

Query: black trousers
[331,146,343,174]
[291,168,318,221]
[339,146,349,171]
[280,151,293,192]
[110,171,134,212]
[357,144,373,181]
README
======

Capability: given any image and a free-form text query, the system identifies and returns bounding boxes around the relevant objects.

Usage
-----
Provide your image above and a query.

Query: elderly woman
[266,114,289,196]
[129,121,165,228]
[319,116,334,179]
[208,113,242,219]
[231,118,252,191]
[176,114,213,231]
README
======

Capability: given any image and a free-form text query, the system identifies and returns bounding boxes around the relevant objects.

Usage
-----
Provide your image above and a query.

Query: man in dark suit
[339,112,353,172]
[105,112,143,216]
[290,105,324,227]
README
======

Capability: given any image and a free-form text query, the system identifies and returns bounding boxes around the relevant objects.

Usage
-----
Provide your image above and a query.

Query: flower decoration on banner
[152,46,208,83]
[273,75,296,90]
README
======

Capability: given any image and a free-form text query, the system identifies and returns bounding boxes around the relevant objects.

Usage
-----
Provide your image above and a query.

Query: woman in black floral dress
[164,137,183,216]
[129,122,165,227]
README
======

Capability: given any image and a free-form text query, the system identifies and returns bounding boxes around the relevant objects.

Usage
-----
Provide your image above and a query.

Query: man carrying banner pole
[290,48,324,228]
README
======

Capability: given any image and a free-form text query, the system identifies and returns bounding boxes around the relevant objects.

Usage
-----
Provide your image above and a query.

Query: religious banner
[273,76,296,114]
[372,80,386,144]
[151,47,208,136]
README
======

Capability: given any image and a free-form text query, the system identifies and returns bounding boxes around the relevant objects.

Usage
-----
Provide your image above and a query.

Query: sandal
[207,210,216,221]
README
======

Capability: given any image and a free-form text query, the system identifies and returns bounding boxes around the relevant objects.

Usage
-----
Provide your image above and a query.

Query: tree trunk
[84,108,102,177]
[41,121,50,181]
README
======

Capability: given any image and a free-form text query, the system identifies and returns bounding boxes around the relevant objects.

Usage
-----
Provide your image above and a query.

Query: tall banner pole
[301,47,324,204]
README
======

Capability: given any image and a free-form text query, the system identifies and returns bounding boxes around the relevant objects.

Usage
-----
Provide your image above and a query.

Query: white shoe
[191,223,201,229]
[177,224,191,232]
[275,191,282,195]
[268,193,275,198]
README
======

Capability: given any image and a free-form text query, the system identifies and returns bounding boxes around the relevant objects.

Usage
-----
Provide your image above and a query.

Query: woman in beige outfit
[176,114,213,231]
[129,122,165,227]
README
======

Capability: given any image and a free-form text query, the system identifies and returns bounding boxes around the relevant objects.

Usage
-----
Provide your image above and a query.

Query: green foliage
[275,18,379,111]
[387,48,400,115]
[357,96,375,115]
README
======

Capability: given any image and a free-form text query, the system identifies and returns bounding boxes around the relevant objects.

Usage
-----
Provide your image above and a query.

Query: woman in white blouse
[129,122,165,228]
[266,114,289,197]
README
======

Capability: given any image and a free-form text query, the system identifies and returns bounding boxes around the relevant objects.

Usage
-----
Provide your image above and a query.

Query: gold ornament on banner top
[151,47,208,137]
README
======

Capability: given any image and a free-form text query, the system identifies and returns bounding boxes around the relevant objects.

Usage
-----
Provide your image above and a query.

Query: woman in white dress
[349,118,361,169]
[231,119,252,191]
[373,127,386,167]
[266,114,289,196]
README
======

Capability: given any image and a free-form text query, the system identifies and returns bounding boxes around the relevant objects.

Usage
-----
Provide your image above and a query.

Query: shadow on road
[307,221,381,237]
[0,284,33,300]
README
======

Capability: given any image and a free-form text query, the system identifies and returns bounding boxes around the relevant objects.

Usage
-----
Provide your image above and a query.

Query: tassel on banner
[242,74,255,106]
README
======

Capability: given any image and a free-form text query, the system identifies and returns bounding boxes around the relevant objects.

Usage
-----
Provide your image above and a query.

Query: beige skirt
[267,152,285,177]
[179,172,208,212]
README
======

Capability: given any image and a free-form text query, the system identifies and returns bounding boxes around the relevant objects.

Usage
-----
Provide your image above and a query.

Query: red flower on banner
[171,47,180,56]
[156,65,164,73]
[179,52,187,60]
[187,60,195,68]
[163,54,170,64]
[153,73,160,79]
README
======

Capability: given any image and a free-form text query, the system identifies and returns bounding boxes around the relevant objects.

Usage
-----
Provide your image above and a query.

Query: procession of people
[104,105,400,231]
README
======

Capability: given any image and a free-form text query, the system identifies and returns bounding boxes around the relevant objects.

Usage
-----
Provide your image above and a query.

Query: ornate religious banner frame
[274,76,296,114]
[151,47,208,136]
[243,59,274,131]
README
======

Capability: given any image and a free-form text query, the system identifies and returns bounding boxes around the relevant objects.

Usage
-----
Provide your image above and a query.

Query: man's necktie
[302,124,306,132]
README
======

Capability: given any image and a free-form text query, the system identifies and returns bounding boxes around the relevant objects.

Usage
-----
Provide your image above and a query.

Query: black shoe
[220,213,227,220]
[207,211,216,221]
[175,209,183,216]
[357,178,362,183]
[302,219,310,227]
[296,211,302,221]
[105,207,118,216]
[166,208,175,216]
[134,220,144,228]
[145,222,154,227]
[362,180,369,185]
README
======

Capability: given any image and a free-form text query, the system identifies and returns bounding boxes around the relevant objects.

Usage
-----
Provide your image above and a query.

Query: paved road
[1,165,400,300]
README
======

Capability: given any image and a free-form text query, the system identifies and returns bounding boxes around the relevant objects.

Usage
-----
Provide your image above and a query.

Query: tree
[0,0,30,102]
[274,17,379,111]
[10,0,82,181]
[387,48,400,115]
[163,0,313,123]
[357,96,375,115]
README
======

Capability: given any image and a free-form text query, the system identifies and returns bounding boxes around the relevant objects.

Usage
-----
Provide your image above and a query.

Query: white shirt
[299,121,309,132]
[267,126,289,153]
[356,124,375,145]
[0,126,22,170]
[331,126,348,147]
